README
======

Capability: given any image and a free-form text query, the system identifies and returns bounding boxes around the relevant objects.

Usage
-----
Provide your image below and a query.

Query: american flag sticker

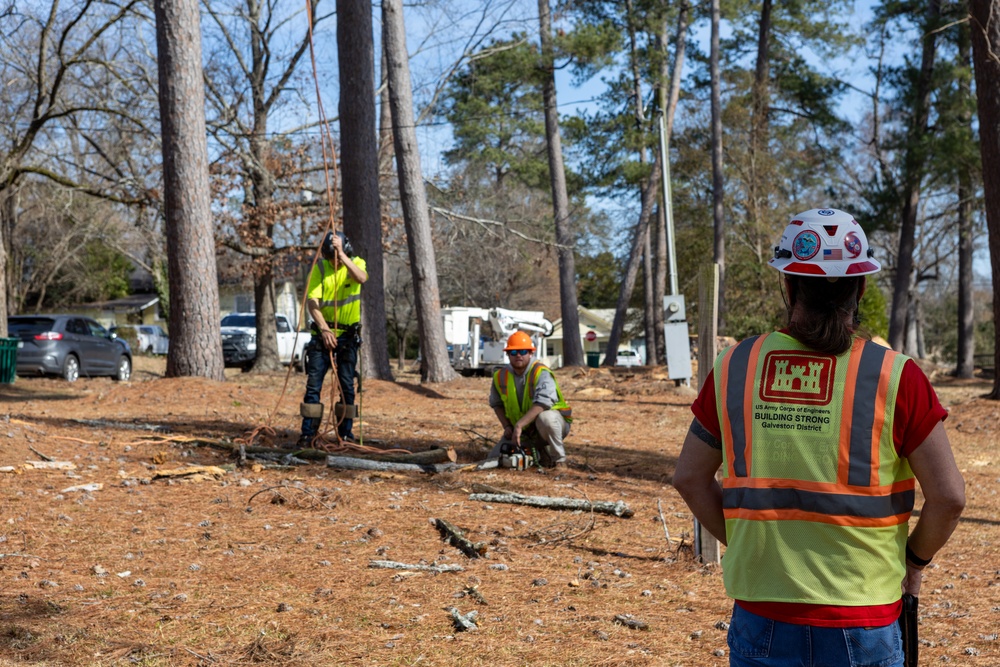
[823,248,842,260]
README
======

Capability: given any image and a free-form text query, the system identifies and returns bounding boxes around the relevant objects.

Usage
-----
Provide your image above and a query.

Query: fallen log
[433,518,486,559]
[152,465,228,482]
[327,456,453,473]
[468,492,634,518]
[354,446,456,464]
[207,440,455,465]
[368,560,464,573]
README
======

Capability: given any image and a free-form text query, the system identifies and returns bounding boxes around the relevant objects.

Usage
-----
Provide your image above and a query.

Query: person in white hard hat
[672,208,965,667]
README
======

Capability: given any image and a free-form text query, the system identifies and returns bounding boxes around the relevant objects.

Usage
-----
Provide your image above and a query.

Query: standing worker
[297,231,368,448]
[488,331,572,469]
[673,208,965,666]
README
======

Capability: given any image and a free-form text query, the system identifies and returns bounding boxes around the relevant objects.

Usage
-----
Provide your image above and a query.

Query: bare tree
[603,0,662,367]
[651,1,689,366]
[537,0,583,368]
[201,0,329,372]
[155,0,225,379]
[710,0,725,327]
[337,0,392,380]
[0,0,151,335]
[970,0,1000,399]
[888,0,941,352]
[382,0,457,383]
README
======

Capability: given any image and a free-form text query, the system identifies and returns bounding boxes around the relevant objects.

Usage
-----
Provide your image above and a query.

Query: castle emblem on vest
[760,352,834,405]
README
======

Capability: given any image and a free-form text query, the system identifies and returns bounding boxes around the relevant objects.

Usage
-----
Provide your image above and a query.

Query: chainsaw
[499,442,537,470]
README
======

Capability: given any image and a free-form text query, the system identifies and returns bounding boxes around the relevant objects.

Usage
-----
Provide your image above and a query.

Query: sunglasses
[508,349,532,357]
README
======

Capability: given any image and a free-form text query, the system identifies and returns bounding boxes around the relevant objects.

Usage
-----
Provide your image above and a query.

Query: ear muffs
[322,231,354,260]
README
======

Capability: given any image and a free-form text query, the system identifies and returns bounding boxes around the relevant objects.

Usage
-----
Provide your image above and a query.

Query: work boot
[287,434,314,450]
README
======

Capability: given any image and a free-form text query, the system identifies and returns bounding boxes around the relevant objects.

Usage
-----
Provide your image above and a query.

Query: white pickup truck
[220,313,308,371]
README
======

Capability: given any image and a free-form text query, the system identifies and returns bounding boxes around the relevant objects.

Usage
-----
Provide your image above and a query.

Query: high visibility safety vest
[714,332,913,606]
[307,257,366,328]
[493,360,572,427]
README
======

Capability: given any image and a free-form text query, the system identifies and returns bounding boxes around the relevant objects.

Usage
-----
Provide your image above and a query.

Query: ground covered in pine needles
[0,355,997,666]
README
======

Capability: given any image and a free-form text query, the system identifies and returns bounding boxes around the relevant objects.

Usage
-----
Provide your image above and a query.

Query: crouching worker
[298,230,367,448]
[488,331,572,469]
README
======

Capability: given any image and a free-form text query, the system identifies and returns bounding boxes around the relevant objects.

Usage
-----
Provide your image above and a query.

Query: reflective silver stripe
[319,293,361,308]
[726,336,758,478]
[848,341,886,486]
[722,486,914,519]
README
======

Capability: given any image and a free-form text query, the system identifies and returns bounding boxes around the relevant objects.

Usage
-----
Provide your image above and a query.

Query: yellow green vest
[307,257,366,328]
[493,360,572,426]
[714,332,913,606]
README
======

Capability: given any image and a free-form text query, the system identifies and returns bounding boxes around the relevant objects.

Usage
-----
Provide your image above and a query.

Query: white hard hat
[768,208,881,277]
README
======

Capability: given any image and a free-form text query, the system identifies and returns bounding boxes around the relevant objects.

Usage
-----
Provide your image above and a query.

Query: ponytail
[786,276,866,355]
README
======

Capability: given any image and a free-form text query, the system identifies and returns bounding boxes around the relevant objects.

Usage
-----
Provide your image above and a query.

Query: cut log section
[468,492,634,518]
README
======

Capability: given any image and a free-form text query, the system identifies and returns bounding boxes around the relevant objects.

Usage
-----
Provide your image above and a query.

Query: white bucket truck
[441,307,553,376]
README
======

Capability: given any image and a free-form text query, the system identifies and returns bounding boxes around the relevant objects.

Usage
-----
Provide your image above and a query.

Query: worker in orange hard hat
[488,331,572,469]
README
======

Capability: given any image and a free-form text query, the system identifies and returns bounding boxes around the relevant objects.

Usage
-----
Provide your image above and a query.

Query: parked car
[616,348,643,367]
[221,313,307,371]
[7,314,132,382]
[110,324,169,355]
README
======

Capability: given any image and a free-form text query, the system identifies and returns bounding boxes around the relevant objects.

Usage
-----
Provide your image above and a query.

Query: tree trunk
[747,0,772,298]
[643,223,656,363]
[337,0,393,381]
[382,0,456,383]
[378,48,395,178]
[244,0,282,374]
[252,274,283,372]
[970,0,1000,399]
[0,190,11,337]
[956,15,975,380]
[888,0,940,353]
[604,0,660,367]
[710,0,725,330]
[538,0,584,368]
[154,0,225,380]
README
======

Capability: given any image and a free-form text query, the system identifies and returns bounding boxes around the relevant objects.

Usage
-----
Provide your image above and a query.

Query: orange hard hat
[504,331,535,352]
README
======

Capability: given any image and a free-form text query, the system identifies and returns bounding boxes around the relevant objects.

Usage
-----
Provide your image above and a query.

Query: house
[547,307,646,368]
[218,280,302,328]
[69,293,165,330]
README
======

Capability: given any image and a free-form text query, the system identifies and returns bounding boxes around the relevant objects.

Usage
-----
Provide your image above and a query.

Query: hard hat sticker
[843,231,863,258]
[792,230,820,260]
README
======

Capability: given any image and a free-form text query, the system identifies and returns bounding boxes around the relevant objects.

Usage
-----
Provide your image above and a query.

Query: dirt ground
[0,355,997,666]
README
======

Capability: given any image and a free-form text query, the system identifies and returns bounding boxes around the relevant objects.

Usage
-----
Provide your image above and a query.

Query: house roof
[76,294,160,313]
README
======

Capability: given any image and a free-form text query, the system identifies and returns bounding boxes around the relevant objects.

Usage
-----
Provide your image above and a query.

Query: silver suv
[8,315,132,382]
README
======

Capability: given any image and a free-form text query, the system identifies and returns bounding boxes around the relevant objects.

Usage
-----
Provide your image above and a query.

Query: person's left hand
[321,329,338,350]
[511,423,523,448]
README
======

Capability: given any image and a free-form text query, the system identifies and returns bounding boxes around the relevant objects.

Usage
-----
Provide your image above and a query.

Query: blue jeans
[728,603,903,667]
[301,333,359,439]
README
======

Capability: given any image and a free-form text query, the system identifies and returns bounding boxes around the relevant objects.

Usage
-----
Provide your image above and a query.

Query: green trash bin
[585,351,601,368]
[0,337,17,384]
